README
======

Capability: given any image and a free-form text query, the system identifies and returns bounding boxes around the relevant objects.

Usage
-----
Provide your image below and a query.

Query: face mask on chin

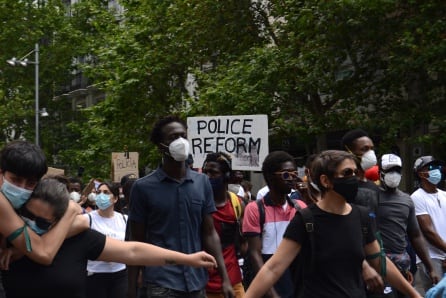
[162,137,190,162]
[22,216,49,235]
[1,177,33,209]
[360,150,377,171]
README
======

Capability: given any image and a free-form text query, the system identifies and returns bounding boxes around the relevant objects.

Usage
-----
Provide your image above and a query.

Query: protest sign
[111,152,139,183]
[187,115,268,171]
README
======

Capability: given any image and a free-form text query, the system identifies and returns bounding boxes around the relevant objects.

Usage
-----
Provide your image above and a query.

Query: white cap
[381,154,402,171]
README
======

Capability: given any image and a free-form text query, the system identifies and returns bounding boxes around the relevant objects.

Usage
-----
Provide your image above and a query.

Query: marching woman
[245,150,421,298]
[84,182,128,298]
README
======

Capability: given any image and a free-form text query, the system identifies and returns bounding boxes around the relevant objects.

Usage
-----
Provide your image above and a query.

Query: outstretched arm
[0,196,81,265]
[97,237,217,269]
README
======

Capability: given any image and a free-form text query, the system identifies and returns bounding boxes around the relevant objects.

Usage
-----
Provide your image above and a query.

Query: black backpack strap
[298,207,315,273]
[88,213,92,227]
[356,205,369,240]
[256,199,265,236]
[287,196,302,210]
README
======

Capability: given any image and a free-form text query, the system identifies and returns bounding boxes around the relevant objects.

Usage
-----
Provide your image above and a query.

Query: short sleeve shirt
[129,167,216,292]
[411,187,446,260]
[377,188,419,254]
[284,204,375,298]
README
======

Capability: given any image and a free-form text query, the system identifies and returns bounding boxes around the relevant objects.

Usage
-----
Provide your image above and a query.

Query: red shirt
[206,197,242,292]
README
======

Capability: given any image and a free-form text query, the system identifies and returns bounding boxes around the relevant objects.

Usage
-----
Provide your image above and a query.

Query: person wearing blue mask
[84,181,128,298]
[0,141,85,259]
[1,178,217,298]
[411,156,446,295]
[377,154,439,297]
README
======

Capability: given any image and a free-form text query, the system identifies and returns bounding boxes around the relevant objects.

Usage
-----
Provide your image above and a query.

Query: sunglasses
[21,207,54,230]
[274,170,299,180]
[337,168,359,178]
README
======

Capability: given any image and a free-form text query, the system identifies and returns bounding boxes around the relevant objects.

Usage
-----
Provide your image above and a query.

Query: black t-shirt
[3,229,106,298]
[284,204,375,298]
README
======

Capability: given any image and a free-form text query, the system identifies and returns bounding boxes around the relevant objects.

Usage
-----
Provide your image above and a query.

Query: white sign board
[111,152,139,183]
[187,115,269,171]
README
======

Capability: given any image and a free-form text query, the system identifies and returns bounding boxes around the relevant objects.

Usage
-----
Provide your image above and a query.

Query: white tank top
[84,210,128,273]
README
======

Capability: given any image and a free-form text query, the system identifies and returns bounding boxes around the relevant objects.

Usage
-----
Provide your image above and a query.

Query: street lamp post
[7,43,40,147]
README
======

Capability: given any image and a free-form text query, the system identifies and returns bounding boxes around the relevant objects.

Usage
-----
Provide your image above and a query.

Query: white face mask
[87,192,96,203]
[165,137,190,162]
[383,172,402,189]
[69,191,81,203]
[361,150,377,171]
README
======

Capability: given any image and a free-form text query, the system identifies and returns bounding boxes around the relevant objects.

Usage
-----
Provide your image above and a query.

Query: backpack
[229,191,242,221]
[290,204,371,297]
[256,194,303,234]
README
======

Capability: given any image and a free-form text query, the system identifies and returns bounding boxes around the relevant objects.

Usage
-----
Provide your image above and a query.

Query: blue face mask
[22,216,49,235]
[209,176,225,193]
[1,178,33,209]
[95,193,113,210]
[427,169,442,185]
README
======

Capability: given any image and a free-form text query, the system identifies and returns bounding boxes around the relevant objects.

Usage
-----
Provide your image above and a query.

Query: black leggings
[86,268,128,298]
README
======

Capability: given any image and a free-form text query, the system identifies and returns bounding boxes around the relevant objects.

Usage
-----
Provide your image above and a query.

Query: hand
[429,270,440,285]
[0,247,21,270]
[406,271,414,284]
[67,200,83,215]
[221,279,235,298]
[189,251,217,269]
[363,263,384,293]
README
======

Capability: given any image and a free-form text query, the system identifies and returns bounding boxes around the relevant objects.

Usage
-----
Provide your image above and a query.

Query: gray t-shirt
[376,188,418,254]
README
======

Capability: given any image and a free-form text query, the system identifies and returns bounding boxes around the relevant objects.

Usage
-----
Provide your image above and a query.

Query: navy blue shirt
[129,167,216,292]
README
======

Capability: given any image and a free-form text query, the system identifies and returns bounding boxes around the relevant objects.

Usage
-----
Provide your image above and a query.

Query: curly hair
[203,152,232,176]
[340,129,369,151]
[150,115,187,145]
[262,151,295,186]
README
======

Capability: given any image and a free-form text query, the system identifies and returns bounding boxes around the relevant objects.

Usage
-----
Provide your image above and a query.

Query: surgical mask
[209,177,225,193]
[332,176,358,203]
[360,150,377,171]
[22,216,50,235]
[383,172,402,189]
[427,169,442,185]
[95,193,113,210]
[163,137,190,162]
[69,191,81,203]
[1,178,33,209]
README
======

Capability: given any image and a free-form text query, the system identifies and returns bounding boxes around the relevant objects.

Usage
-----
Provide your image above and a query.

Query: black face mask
[332,176,359,203]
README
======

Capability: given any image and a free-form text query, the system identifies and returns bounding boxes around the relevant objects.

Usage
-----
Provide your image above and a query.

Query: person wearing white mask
[127,115,232,298]
[411,156,446,295]
[84,181,128,298]
[376,154,439,297]
[341,129,384,296]
[341,129,379,192]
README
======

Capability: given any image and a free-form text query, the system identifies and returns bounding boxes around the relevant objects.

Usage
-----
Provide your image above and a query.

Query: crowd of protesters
[0,116,445,298]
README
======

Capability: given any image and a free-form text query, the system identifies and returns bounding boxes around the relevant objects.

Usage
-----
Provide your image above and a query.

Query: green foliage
[1,0,445,177]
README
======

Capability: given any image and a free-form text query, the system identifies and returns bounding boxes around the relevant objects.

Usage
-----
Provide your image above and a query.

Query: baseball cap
[381,154,402,171]
[413,156,444,172]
